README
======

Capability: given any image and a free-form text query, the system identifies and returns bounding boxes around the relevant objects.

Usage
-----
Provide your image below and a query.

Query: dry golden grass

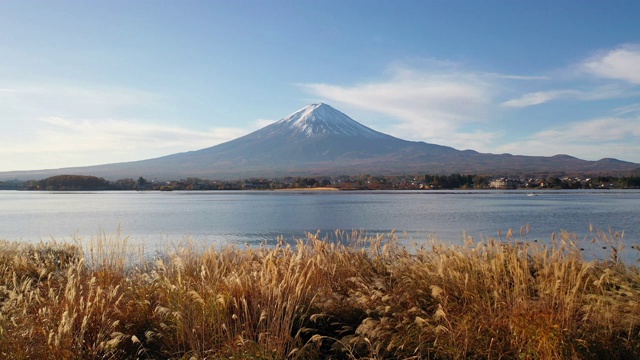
[0,229,638,359]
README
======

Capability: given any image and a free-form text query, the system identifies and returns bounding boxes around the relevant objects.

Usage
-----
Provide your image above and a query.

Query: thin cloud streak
[613,103,640,116]
[0,83,162,117]
[501,85,637,108]
[502,90,582,108]
[487,74,550,81]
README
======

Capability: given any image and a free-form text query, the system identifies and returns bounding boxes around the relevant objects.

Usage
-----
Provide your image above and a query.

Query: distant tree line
[25,175,111,191]
[0,180,24,190]
[424,174,488,189]
[594,176,640,189]
[13,173,640,191]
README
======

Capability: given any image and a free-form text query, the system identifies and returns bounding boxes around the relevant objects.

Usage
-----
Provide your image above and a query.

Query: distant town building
[489,178,519,189]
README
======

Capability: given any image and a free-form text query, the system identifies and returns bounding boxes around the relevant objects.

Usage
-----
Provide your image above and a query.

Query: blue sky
[2,1,640,172]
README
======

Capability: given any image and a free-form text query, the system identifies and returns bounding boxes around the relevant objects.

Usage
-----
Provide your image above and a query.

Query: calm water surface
[1,190,639,261]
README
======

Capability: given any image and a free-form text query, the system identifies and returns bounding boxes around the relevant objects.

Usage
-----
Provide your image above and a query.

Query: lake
[1,190,639,263]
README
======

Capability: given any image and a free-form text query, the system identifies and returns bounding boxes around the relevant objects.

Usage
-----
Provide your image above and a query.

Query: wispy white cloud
[583,44,640,84]
[0,82,260,171]
[497,116,640,161]
[300,67,493,141]
[4,43,640,171]
[532,117,640,142]
[36,117,248,151]
[502,44,640,108]
[299,50,640,163]
[0,116,254,170]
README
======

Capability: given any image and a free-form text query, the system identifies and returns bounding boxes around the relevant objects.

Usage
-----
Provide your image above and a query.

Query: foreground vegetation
[0,230,639,359]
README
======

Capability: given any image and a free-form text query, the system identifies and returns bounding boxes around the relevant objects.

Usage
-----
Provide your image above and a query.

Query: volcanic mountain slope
[1,103,639,180]
[172,103,458,164]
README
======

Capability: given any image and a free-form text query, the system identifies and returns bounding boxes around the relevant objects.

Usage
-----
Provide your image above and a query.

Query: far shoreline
[274,187,341,191]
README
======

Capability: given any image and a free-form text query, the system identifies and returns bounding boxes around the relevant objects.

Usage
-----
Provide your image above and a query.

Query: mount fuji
[1,103,639,180]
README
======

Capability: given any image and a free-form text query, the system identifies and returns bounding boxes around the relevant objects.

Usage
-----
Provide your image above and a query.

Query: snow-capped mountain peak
[264,103,387,138]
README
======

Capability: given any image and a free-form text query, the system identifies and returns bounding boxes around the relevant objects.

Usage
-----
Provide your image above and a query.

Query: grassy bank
[0,231,638,359]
